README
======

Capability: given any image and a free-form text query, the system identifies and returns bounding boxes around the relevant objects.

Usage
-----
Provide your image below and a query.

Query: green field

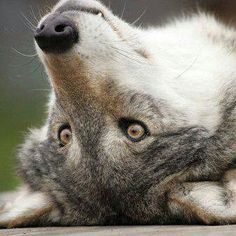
[0,78,48,192]
[0,0,55,193]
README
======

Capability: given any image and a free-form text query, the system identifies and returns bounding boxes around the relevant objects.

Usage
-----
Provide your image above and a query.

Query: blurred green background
[0,0,57,192]
[1,0,236,192]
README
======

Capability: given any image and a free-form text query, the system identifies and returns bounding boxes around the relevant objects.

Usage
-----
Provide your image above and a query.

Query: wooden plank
[1,225,236,236]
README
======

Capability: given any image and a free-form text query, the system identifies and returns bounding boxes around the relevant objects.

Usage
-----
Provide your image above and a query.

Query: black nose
[34,15,78,53]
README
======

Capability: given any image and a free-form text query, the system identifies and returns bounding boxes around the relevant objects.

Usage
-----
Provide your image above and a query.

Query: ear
[169,169,236,224]
[0,186,59,228]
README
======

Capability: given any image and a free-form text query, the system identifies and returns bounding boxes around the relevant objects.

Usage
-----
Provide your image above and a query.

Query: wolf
[1,0,236,227]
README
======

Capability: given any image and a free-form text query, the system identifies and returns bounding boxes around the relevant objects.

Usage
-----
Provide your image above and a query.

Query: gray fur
[17,85,236,225]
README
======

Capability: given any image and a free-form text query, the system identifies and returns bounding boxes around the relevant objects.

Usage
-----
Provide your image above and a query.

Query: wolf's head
[1,0,221,227]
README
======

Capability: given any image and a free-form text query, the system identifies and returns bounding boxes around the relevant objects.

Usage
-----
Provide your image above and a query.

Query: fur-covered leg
[169,169,236,224]
[0,186,59,228]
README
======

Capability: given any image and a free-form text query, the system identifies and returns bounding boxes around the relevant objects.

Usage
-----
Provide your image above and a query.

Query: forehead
[46,85,164,160]
[51,77,164,124]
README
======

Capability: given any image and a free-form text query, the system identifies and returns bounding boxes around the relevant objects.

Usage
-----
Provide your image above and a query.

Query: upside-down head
[2,0,236,228]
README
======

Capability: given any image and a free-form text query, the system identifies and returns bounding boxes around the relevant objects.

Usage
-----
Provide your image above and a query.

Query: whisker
[29,62,43,76]
[40,64,50,81]
[31,88,51,92]
[173,55,200,80]
[111,45,140,58]
[105,42,153,66]
[136,22,144,30]
[120,1,127,19]
[13,61,42,78]
[37,5,44,19]
[131,8,147,26]
[10,57,38,68]
[20,12,37,30]
[37,5,51,21]
[94,20,107,32]
[30,6,40,25]
[12,47,38,58]
[45,5,53,14]
[19,17,35,32]
[111,46,146,65]
[108,34,140,46]
[108,0,111,10]
[107,43,160,68]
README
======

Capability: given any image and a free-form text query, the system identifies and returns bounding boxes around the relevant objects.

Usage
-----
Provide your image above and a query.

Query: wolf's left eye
[127,124,145,140]
[119,118,149,142]
[58,124,72,146]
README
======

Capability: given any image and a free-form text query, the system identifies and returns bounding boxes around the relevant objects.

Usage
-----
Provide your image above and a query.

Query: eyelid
[58,123,71,133]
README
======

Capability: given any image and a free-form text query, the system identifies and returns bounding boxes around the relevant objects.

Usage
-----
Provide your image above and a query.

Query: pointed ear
[0,186,59,228]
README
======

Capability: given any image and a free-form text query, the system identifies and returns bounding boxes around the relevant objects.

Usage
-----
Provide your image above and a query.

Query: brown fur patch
[170,195,218,224]
[7,206,54,228]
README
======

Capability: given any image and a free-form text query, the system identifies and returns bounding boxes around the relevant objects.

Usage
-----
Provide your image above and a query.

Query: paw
[0,187,56,228]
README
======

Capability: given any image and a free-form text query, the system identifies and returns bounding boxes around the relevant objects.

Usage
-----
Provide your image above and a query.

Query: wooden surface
[1,225,236,236]
[1,193,236,236]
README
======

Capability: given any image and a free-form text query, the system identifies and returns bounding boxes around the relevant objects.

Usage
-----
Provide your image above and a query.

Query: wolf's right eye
[119,118,149,142]
[58,124,72,147]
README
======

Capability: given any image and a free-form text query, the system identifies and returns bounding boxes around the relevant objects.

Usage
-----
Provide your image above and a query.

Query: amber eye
[119,118,149,142]
[127,124,145,140]
[58,124,72,146]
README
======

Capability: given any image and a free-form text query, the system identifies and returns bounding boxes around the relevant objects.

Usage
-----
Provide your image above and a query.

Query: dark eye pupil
[130,128,138,134]
[128,124,144,138]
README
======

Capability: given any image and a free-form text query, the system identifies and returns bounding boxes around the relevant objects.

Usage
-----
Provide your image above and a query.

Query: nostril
[39,24,45,31]
[55,24,66,33]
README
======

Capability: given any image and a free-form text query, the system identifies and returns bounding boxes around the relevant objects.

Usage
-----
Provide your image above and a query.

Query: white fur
[36,0,236,134]
[0,187,55,226]
[176,173,236,221]
[141,15,236,132]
